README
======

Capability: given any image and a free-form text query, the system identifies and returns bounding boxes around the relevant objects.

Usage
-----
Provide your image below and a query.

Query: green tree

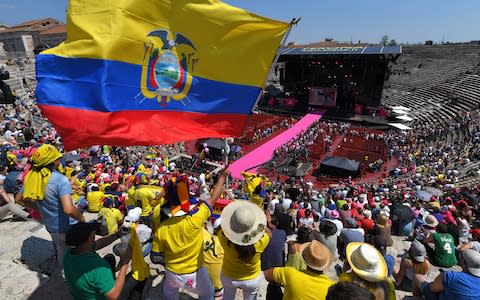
[380,35,389,45]
[388,39,397,46]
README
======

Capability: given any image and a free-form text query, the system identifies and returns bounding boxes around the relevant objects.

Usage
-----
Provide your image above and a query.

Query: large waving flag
[35,0,289,150]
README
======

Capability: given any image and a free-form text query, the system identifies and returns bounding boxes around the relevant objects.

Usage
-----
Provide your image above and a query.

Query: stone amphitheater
[384,44,480,188]
[1,44,480,299]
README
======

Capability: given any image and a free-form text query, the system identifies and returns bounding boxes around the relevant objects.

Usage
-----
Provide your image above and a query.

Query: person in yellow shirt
[218,200,271,300]
[264,240,335,300]
[97,198,123,235]
[86,184,104,213]
[151,170,228,300]
[202,218,224,298]
[133,173,162,225]
[241,172,271,207]
[134,187,155,224]
[125,185,136,211]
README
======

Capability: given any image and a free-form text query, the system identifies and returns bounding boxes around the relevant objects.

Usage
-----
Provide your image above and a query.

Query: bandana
[23,144,62,201]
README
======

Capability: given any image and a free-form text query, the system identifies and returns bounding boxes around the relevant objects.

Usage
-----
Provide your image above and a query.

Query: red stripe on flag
[39,105,248,150]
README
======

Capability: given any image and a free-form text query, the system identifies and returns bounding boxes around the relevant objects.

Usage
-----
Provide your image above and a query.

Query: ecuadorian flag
[36,0,289,150]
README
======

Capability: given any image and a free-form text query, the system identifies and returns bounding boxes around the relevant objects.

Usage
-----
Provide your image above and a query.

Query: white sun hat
[220,200,267,246]
[346,242,388,282]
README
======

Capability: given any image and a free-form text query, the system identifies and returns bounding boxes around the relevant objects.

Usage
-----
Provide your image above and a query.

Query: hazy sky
[1,0,479,44]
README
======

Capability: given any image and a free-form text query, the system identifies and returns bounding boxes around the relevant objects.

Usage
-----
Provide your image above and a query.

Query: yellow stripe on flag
[43,0,289,87]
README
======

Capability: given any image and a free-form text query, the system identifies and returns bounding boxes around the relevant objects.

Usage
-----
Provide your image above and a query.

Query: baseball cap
[66,221,99,247]
[124,207,142,228]
[462,249,480,277]
[410,239,426,262]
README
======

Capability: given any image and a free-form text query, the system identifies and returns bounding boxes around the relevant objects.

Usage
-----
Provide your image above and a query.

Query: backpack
[96,213,109,236]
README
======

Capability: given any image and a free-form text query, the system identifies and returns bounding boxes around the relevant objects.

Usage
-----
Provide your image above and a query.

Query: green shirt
[63,248,115,300]
[432,232,457,267]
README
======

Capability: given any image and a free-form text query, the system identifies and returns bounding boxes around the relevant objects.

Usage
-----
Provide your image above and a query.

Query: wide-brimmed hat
[346,242,388,282]
[220,200,266,246]
[410,239,426,262]
[462,249,480,277]
[422,214,439,228]
[299,240,333,272]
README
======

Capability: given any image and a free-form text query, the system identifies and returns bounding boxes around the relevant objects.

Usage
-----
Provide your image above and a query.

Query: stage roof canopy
[280,45,402,56]
[321,156,360,172]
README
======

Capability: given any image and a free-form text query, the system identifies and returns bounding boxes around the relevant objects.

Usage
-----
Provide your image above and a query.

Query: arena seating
[383,45,480,186]
[384,46,480,116]
[237,114,294,150]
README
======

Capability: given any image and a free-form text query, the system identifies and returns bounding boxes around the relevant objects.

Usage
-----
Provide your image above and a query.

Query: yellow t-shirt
[134,187,155,217]
[152,204,162,231]
[98,207,123,235]
[339,273,396,300]
[152,202,211,274]
[273,267,335,300]
[86,190,105,212]
[71,179,85,202]
[125,186,136,208]
[219,229,270,281]
[100,183,110,193]
[202,228,224,265]
[139,185,165,208]
[202,228,224,290]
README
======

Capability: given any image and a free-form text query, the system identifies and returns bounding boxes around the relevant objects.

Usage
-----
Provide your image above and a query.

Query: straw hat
[422,214,439,228]
[299,240,333,272]
[346,242,388,282]
[220,200,267,246]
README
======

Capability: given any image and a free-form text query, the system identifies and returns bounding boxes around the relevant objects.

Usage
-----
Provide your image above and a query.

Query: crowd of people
[239,117,296,145]
[2,59,480,300]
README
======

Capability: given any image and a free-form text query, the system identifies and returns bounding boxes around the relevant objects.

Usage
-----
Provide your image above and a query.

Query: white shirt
[269,198,293,213]
[4,130,13,140]
[268,199,280,214]
[329,219,344,236]
[299,216,314,228]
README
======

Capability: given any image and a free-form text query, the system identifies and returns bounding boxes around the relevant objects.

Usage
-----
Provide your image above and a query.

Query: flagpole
[250,18,299,112]
[224,138,229,188]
